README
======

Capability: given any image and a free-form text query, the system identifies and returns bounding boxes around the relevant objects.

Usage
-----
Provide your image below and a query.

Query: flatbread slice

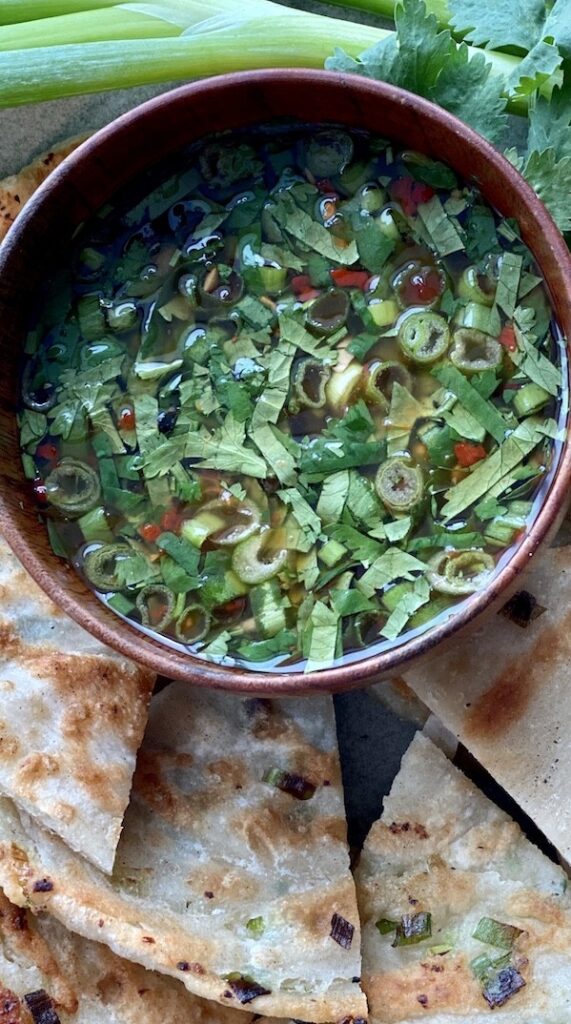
[357,731,571,1023]
[0,683,366,1022]
[0,135,86,242]
[0,534,155,874]
[399,542,571,864]
[0,886,271,1024]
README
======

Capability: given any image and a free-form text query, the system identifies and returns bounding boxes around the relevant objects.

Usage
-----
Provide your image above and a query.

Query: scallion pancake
[0,682,365,1021]
[0,135,86,241]
[0,534,155,873]
[0,886,272,1024]
[400,543,571,865]
[357,731,571,1022]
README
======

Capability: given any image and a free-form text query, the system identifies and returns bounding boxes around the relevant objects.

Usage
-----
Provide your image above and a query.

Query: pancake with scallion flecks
[0,533,154,873]
[0,682,365,1022]
[0,885,284,1024]
[399,539,571,866]
[357,731,571,1022]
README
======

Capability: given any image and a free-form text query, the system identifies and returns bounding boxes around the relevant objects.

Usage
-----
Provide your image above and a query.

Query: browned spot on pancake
[207,759,245,786]
[0,891,78,1013]
[463,661,534,739]
[26,653,153,743]
[134,750,246,826]
[16,753,59,789]
[283,877,357,940]
[52,803,75,823]
[186,866,260,902]
[74,761,125,815]
[0,721,20,760]
[389,822,429,838]
[0,623,19,655]
[237,801,343,859]
[365,954,483,1023]
[0,987,21,1024]
[97,973,123,1005]
[239,804,308,856]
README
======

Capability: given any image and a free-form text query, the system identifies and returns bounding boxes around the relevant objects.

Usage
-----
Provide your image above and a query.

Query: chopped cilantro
[355,222,395,273]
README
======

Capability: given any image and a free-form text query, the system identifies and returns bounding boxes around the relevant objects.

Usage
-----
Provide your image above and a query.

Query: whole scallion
[0,0,529,110]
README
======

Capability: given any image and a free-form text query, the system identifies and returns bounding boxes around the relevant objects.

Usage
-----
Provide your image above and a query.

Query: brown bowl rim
[1,68,571,695]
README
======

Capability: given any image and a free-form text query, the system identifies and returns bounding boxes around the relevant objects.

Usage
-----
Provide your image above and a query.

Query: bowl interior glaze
[1,70,571,695]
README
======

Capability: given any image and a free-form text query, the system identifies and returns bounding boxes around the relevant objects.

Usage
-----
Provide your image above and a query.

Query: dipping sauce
[19,123,566,672]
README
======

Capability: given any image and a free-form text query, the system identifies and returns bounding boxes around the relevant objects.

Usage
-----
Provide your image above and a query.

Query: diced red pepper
[36,441,59,464]
[315,178,336,194]
[160,508,183,534]
[390,177,435,216]
[214,596,247,621]
[32,477,48,506]
[398,265,445,307]
[138,522,162,543]
[499,324,517,352]
[291,274,320,302]
[330,269,370,290]
[118,405,136,431]
[454,442,487,468]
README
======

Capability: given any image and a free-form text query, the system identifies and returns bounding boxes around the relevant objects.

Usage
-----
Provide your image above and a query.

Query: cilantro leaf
[409,160,458,190]
[185,413,267,478]
[521,148,571,232]
[272,194,358,266]
[201,630,232,662]
[327,0,508,145]
[330,589,376,617]
[299,439,385,479]
[237,630,297,663]
[464,203,500,263]
[348,332,382,361]
[440,418,544,521]
[448,0,548,51]
[326,523,384,566]
[251,425,297,485]
[316,470,350,525]
[304,601,340,673]
[429,43,508,145]
[278,312,337,359]
[416,195,465,256]
[432,364,511,444]
[355,222,395,272]
[527,77,571,159]
[495,252,522,319]
[380,576,431,640]
[506,41,562,99]
[512,313,561,395]
[544,0,571,59]
[358,548,428,597]
[156,533,200,577]
[474,496,509,521]
[278,488,322,544]
[345,470,384,527]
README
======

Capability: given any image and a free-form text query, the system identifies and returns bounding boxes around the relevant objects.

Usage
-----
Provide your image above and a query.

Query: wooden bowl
[1,70,570,695]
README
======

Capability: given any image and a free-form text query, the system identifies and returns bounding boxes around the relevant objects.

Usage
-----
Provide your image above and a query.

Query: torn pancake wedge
[0,134,86,242]
[0,683,366,1022]
[401,543,571,865]
[0,886,274,1024]
[0,534,154,874]
[357,732,571,1023]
